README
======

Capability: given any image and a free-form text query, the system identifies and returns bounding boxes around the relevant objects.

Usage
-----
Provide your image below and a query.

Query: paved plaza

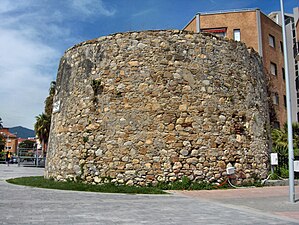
[0,164,298,224]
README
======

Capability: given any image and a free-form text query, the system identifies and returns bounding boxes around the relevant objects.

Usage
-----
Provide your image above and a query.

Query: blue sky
[0,0,298,129]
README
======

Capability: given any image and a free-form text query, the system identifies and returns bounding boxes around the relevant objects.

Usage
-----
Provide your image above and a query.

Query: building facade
[184,8,299,127]
[296,7,299,57]
[0,128,18,153]
[269,8,299,124]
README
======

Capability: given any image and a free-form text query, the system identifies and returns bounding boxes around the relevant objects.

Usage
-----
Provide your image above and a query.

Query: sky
[0,0,298,130]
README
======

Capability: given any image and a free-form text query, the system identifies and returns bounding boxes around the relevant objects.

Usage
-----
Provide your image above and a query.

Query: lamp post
[280,0,295,203]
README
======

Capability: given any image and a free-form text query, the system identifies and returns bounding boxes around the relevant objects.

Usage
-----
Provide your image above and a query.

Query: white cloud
[0,2,61,129]
[0,0,30,13]
[0,29,57,67]
[205,0,258,11]
[0,27,59,128]
[70,0,116,17]
[132,9,155,18]
[0,0,118,128]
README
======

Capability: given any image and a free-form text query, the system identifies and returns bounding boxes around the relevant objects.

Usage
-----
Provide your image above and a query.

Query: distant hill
[9,126,35,138]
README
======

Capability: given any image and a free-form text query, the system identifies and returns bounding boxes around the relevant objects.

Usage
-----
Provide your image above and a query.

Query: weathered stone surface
[45,30,270,186]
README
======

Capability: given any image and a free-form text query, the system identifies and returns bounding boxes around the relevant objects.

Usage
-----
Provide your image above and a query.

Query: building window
[280,41,284,53]
[269,34,275,48]
[273,92,279,105]
[282,67,285,80]
[201,28,227,38]
[273,121,280,129]
[270,62,277,75]
[233,29,241,41]
[284,95,287,108]
[296,79,299,90]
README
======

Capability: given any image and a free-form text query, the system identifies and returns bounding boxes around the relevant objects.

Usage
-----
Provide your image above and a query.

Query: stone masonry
[45,30,271,186]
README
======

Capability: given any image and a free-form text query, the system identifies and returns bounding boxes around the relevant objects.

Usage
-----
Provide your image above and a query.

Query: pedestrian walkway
[0,164,298,224]
[170,186,299,221]
[0,164,44,180]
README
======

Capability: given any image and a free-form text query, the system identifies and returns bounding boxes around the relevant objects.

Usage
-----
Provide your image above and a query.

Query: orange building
[184,8,299,128]
[0,128,18,154]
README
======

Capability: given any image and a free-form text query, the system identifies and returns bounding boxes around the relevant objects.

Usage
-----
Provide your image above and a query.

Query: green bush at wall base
[6,176,166,194]
[155,176,227,190]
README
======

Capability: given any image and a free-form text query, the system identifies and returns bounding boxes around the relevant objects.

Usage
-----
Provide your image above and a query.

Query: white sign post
[294,161,299,172]
[270,153,278,174]
[53,100,61,113]
[270,153,278,166]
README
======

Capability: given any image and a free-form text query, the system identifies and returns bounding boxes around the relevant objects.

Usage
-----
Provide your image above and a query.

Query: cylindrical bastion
[45,30,270,186]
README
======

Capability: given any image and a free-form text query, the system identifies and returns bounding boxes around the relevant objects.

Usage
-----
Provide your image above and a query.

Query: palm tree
[34,113,51,155]
[272,123,299,176]
[34,81,56,155]
[272,127,288,154]
[0,117,3,129]
[44,81,56,115]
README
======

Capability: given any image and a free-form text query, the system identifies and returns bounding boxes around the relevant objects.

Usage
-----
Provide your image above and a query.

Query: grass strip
[6,176,261,193]
[6,176,166,194]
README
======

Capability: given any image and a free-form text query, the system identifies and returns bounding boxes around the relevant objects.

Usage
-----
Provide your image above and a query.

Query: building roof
[0,128,17,138]
[183,8,261,30]
[183,8,285,31]
[197,8,259,16]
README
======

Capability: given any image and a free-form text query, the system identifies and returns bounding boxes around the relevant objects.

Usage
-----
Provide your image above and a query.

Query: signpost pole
[280,0,295,203]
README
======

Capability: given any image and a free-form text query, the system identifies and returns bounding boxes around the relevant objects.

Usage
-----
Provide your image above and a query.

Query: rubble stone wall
[45,30,270,186]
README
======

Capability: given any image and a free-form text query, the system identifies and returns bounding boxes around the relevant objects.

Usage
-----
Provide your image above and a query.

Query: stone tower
[45,30,270,186]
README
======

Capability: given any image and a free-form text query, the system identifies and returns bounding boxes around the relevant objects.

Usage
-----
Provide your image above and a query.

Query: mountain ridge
[9,126,35,138]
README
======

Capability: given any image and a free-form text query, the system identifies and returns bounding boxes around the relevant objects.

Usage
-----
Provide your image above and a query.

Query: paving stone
[0,165,298,224]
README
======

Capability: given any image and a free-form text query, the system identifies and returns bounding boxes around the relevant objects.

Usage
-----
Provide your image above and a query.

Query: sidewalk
[0,163,44,180]
[0,164,298,225]
[170,185,299,221]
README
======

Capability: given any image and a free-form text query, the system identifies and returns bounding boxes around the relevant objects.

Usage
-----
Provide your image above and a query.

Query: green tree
[0,133,5,151]
[34,81,56,154]
[44,81,56,115]
[19,139,35,149]
[0,117,3,129]
[34,113,51,155]
[0,117,5,151]
[272,123,299,177]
